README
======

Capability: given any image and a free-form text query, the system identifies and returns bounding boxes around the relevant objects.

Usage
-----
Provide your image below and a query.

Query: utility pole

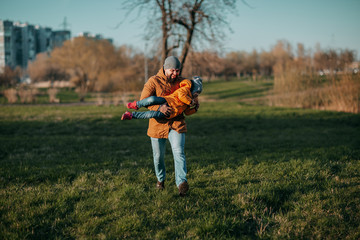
[59,17,70,30]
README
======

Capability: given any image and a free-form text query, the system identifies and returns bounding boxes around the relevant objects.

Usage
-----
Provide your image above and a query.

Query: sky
[1,0,360,58]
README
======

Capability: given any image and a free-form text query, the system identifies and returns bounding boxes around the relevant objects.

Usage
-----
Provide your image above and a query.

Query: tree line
[183,41,356,80]
[1,37,358,112]
[0,37,357,93]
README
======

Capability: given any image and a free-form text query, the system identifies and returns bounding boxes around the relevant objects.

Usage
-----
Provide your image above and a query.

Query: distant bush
[18,87,38,103]
[48,88,60,103]
[271,63,360,113]
[3,88,18,103]
[323,74,360,113]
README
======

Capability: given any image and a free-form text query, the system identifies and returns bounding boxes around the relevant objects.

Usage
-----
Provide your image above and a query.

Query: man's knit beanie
[163,56,181,70]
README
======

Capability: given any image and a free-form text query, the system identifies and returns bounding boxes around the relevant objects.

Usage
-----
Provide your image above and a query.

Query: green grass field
[1,80,359,239]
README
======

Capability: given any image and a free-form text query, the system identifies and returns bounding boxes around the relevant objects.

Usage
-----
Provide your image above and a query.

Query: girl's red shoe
[121,111,133,120]
[127,101,139,110]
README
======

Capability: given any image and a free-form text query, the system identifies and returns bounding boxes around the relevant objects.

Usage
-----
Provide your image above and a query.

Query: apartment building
[0,19,71,72]
[77,32,113,44]
[13,22,37,68]
[1,19,113,74]
[52,30,71,48]
[35,25,53,53]
[0,20,16,69]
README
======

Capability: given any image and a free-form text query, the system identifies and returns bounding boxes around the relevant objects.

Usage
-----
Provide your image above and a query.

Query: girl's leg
[136,96,166,108]
[132,111,166,119]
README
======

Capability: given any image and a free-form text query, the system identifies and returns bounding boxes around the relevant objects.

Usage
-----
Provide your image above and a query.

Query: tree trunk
[237,71,241,80]
[180,27,194,73]
[158,0,169,65]
[79,74,88,102]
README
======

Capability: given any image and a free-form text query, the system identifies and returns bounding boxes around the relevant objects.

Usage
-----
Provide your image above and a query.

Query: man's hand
[194,101,200,111]
[190,97,200,111]
[158,103,172,117]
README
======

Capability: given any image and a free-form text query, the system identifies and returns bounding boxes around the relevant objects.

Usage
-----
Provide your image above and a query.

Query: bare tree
[182,50,224,81]
[51,37,119,101]
[225,51,246,79]
[27,53,69,83]
[121,0,238,70]
[259,50,275,77]
[0,66,21,88]
[339,49,355,70]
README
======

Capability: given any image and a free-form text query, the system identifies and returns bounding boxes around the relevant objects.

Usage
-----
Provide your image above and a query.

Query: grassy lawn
[0,80,359,239]
[201,79,273,102]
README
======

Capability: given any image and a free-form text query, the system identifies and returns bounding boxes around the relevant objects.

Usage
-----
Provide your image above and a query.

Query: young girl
[121,76,202,120]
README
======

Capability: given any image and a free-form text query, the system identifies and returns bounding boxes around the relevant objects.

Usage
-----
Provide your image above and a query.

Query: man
[140,56,199,196]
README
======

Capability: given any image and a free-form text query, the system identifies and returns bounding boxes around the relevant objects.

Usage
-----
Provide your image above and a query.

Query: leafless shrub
[121,92,130,106]
[48,88,60,103]
[269,73,360,113]
[112,93,122,106]
[3,88,18,103]
[111,91,141,107]
[324,74,360,113]
[268,88,324,109]
[270,41,359,114]
[95,93,105,106]
[18,87,38,103]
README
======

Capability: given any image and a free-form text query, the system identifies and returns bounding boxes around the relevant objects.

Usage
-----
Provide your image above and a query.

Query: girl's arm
[177,88,192,105]
[175,79,192,105]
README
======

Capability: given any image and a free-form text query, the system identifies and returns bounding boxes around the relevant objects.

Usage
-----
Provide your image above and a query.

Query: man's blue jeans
[132,96,167,119]
[151,130,187,187]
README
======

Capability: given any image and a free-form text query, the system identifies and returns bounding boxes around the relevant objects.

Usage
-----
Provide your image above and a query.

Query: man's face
[164,68,180,81]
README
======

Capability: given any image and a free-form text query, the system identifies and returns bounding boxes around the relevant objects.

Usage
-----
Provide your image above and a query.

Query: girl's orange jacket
[163,79,193,119]
[140,68,197,139]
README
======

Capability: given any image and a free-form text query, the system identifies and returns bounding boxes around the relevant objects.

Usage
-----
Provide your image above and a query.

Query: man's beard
[167,75,178,82]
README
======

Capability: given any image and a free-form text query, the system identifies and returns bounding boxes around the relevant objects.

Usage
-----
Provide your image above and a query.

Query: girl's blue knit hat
[191,76,203,95]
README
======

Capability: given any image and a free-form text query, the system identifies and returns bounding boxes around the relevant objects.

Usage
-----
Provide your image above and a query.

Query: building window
[5,36,11,44]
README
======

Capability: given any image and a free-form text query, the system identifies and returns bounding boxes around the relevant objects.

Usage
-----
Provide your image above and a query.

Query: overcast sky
[1,0,359,58]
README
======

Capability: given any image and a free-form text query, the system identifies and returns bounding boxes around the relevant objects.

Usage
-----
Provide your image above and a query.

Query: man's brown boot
[178,181,189,196]
[156,181,165,190]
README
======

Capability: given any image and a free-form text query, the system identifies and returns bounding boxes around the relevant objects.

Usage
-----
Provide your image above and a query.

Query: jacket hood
[156,68,167,81]
[179,79,192,89]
